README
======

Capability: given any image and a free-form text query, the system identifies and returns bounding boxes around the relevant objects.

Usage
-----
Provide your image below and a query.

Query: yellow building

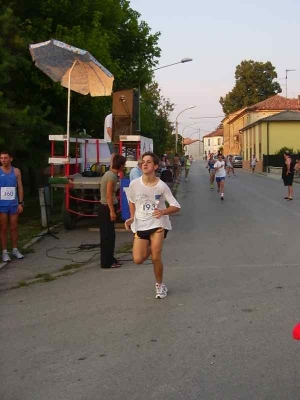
[240,110,300,172]
[223,95,300,156]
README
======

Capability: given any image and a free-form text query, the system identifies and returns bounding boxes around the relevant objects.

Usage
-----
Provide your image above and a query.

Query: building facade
[240,110,300,172]
[223,95,300,156]
[203,128,224,157]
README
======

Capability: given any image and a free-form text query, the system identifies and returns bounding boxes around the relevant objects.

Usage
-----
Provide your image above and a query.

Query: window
[208,139,210,146]
[218,138,221,145]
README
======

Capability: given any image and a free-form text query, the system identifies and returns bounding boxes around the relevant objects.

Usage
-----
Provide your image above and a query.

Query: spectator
[130,158,143,182]
[282,151,294,201]
[0,151,24,262]
[99,154,126,268]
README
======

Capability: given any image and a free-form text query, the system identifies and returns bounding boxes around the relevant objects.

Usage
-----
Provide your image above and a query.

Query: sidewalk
[0,219,132,291]
[244,169,300,184]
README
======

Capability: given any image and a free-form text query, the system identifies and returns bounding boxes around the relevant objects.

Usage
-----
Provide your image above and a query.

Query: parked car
[232,155,243,168]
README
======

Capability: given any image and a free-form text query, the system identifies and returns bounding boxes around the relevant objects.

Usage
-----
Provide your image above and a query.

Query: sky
[129,0,300,139]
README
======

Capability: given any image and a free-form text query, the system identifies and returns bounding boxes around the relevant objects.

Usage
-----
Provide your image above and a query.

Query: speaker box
[112,89,139,134]
[112,117,132,143]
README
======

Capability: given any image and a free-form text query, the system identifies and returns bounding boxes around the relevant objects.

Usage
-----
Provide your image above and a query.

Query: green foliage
[0,0,162,167]
[275,147,294,155]
[220,60,282,115]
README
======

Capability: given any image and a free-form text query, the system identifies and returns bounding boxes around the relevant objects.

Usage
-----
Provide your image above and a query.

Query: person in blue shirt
[206,153,216,190]
[129,158,143,182]
[0,151,25,262]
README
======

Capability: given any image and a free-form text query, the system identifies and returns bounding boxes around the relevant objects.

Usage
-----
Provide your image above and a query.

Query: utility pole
[285,69,296,98]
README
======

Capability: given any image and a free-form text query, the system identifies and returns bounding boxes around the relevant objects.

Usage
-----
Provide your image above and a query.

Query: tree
[0,1,161,163]
[275,147,294,155]
[220,60,282,115]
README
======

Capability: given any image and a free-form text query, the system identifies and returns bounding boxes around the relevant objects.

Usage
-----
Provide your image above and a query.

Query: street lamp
[285,69,296,98]
[138,58,193,131]
[175,106,196,153]
[181,122,199,152]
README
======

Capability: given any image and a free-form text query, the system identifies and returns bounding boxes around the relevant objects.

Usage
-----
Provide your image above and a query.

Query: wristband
[19,201,25,206]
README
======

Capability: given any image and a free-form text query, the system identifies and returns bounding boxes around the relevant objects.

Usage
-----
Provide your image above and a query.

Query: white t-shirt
[250,158,257,166]
[104,113,112,142]
[214,160,226,177]
[126,177,181,232]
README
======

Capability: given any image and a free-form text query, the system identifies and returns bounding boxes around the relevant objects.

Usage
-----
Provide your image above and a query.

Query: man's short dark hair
[0,150,13,157]
[284,150,290,155]
[142,152,160,166]
[112,154,126,170]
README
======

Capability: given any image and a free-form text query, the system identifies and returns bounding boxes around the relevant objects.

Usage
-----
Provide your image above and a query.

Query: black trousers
[99,204,117,268]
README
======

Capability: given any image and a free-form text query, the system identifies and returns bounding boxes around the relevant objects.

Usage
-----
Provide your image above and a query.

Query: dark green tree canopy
[0,0,163,166]
[220,60,282,115]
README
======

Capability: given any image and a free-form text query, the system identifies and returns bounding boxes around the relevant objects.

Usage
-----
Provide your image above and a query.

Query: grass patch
[60,263,82,272]
[116,242,133,254]
[34,273,56,282]
[17,280,29,287]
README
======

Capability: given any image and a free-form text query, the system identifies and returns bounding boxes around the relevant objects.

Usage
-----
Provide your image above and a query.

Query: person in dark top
[99,154,126,268]
[282,151,294,201]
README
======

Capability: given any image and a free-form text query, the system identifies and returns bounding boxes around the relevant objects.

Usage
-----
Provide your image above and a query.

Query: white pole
[67,60,77,158]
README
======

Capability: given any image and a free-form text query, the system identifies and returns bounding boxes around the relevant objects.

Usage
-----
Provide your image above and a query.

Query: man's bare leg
[150,230,164,284]
[10,213,19,248]
[132,237,151,264]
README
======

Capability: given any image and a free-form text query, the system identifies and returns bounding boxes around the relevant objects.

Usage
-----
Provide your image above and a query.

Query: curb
[8,251,131,290]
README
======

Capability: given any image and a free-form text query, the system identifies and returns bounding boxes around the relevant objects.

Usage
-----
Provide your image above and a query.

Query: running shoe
[155,283,168,299]
[11,248,24,259]
[221,195,224,201]
[2,252,11,262]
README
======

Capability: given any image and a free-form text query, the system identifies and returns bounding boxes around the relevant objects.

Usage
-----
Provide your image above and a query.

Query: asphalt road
[1,162,300,400]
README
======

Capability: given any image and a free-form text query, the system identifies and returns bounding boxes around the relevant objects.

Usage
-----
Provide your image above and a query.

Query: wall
[187,141,204,160]
[268,121,300,154]
[203,136,223,156]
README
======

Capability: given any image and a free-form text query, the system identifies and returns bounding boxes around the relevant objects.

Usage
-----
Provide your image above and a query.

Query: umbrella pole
[66,60,78,159]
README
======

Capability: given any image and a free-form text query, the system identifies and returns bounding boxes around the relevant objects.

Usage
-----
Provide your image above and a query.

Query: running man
[250,155,257,173]
[226,155,235,177]
[0,151,25,262]
[214,153,226,200]
[125,152,181,299]
[206,153,216,190]
[184,155,191,181]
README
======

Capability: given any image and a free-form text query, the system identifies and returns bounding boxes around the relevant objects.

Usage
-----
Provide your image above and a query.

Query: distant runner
[214,154,226,200]
[206,153,216,190]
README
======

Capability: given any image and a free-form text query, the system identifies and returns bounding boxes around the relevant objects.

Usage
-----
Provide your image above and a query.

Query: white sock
[12,248,18,252]
[221,193,224,196]
[3,249,8,254]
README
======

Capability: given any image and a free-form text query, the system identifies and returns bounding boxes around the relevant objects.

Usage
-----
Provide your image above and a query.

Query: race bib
[140,200,156,215]
[0,187,16,201]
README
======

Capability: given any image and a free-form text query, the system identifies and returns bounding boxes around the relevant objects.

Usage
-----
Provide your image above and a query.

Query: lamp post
[175,106,196,153]
[285,69,296,98]
[181,122,199,152]
[138,58,193,131]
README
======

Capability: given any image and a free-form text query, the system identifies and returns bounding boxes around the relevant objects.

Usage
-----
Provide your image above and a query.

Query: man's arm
[106,181,116,221]
[106,127,112,141]
[124,201,135,230]
[286,158,291,174]
[15,168,24,214]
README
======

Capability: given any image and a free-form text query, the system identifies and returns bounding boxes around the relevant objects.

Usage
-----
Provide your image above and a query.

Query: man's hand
[17,204,24,214]
[152,209,164,219]
[124,218,134,231]
[110,211,117,221]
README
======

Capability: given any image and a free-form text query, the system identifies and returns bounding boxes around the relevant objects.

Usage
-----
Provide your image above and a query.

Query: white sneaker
[155,283,168,299]
[2,252,11,263]
[11,248,24,259]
